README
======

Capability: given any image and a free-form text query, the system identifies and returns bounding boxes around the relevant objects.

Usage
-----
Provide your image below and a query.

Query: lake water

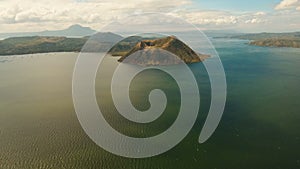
[0,38,300,169]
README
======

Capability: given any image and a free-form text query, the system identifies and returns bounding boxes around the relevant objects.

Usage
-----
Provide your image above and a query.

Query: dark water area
[0,37,300,169]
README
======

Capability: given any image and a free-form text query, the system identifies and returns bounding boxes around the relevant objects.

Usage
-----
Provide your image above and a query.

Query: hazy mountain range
[0,24,242,39]
[0,24,96,39]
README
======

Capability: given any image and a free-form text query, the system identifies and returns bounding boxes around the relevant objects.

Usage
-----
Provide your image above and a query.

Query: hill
[116,36,209,66]
[108,36,162,56]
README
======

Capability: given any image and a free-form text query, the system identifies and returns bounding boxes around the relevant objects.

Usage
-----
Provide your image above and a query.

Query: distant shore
[249,39,300,48]
[0,35,208,66]
[227,32,300,48]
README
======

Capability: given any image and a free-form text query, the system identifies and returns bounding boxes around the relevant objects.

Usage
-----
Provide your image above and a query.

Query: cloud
[0,0,192,32]
[244,18,265,24]
[275,0,300,10]
[180,11,238,25]
[173,10,269,29]
[0,0,299,33]
[254,12,266,16]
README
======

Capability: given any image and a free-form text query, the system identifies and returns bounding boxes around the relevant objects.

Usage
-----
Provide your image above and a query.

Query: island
[229,32,300,48]
[110,36,208,66]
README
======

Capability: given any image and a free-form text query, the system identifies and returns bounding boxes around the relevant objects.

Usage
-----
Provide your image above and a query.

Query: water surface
[0,39,300,168]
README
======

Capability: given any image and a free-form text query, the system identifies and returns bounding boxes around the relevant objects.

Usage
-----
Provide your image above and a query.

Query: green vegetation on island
[114,36,208,66]
[229,32,300,48]
[108,36,158,56]
[0,32,123,56]
[0,36,87,55]
[249,39,300,48]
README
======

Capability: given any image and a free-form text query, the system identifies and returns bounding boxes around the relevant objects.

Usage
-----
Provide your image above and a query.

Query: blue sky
[193,0,282,12]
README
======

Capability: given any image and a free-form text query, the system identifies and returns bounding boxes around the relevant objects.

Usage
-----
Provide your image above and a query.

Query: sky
[0,0,299,33]
[194,0,282,11]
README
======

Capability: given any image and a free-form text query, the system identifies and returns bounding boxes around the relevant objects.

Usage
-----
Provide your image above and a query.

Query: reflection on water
[0,39,300,169]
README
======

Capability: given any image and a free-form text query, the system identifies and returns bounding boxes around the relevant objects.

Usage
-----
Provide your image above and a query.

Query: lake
[0,38,300,169]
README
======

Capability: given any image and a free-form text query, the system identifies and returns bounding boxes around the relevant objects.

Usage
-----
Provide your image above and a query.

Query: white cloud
[275,0,300,10]
[0,0,192,32]
[173,9,300,32]
[173,10,269,29]
[245,18,265,24]
[180,11,239,25]
[254,12,266,16]
[0,0,299,33]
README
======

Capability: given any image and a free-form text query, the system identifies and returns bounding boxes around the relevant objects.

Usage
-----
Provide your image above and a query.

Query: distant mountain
[0,24,96,39]
[39,24,96,37]
[116,36,209,66]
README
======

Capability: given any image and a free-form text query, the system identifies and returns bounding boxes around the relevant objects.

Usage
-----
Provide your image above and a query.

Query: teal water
[0,38,300,169]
